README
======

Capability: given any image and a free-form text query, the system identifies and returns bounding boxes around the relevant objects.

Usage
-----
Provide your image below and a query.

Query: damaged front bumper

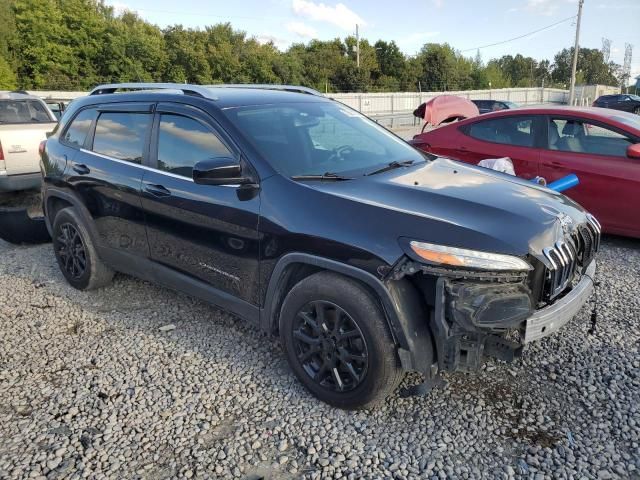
[523,260,595,343]
[393,257,596,376]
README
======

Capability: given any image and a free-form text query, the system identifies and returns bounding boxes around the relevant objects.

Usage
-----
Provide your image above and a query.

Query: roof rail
[206,84,323,96]
[89,83,218,99]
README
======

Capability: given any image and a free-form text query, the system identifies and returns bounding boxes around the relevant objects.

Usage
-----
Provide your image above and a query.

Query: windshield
[224,102,426,177]
[0,99,54,123]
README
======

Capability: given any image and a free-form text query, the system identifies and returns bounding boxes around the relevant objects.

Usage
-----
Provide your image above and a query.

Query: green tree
[57,0,110,88]
[332,62,370,92]
[97,11,167,83]
[5,2,623,95]
[13,0,74,88]
[163,26,211,83]
[492,54,539,87]
[551,47,619,85]
[293,39,346,92]
[375,40,404,77]
[0,0,17,88]
[0,55,16,88]
[237,39,280,84]
[484,62,510,88]
[271,50,305,85]
[416,43,464,91]
[401,57,422,91]
[0,0,16,61]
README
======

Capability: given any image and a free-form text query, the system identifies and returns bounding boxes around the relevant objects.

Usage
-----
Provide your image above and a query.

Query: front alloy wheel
[280,271,404,409]
[292,300,368,392]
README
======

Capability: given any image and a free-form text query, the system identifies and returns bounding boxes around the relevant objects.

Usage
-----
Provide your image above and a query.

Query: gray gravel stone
[0,237,638,478]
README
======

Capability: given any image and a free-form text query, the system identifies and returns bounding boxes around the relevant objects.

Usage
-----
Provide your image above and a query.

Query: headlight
[408,240,532,272]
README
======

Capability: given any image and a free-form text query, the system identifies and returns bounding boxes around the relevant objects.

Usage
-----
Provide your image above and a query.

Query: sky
[107,0,640,80]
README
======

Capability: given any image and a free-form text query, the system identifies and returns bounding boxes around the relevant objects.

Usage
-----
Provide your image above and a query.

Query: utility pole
[621,44,633,93]
[355,24,360,68]
[568,0,584,106]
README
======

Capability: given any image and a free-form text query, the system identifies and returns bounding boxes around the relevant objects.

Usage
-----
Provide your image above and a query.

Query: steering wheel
[327,145,355,163]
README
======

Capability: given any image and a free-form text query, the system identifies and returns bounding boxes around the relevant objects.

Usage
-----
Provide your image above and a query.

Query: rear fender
[43,187,100,245]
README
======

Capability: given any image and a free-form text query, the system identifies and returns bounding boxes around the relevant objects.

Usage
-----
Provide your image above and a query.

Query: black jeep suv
[41,83,600,409]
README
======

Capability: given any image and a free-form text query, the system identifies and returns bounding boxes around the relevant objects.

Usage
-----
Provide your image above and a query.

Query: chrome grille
[542,217,600,301]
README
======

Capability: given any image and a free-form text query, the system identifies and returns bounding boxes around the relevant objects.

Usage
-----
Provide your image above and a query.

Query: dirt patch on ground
[449,372,562,449]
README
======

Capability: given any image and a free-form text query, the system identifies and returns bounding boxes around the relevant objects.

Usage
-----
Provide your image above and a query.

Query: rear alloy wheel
[56,222,87,280]
[280,272,403,409]
[52,207,114,290]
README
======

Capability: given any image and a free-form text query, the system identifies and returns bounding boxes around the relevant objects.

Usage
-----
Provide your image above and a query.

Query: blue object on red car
[546,174,579,193]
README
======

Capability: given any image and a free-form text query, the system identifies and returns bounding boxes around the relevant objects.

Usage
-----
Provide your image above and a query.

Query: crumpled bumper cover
[523,260,596,343]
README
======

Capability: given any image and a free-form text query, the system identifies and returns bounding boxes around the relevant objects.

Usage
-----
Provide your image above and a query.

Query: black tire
[52,207,114,290]
[280,271,403,409]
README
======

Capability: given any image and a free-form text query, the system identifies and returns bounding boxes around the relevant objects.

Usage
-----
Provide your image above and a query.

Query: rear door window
[62,109,98,148]
[467,116,535,147]
[156,114,232,177]
[92,112,151,164]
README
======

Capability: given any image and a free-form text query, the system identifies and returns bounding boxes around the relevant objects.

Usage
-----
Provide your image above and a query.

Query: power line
[460,15,577,53]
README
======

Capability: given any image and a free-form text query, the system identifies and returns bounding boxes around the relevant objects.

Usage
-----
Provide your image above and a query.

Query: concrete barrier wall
[22,84,620,118]
[329,87,570,116]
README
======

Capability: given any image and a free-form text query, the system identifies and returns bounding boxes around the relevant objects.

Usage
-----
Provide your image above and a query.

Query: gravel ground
[0,237,638,480]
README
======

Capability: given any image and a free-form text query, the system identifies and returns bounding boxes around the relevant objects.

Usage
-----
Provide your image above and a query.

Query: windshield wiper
[365,159,415,176]
[291,172,350,181]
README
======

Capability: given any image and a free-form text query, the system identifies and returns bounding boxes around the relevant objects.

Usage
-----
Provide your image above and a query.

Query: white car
[0,92,57,192]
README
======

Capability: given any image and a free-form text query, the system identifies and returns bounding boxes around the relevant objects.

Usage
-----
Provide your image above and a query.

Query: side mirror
[627,143,640,159]
[193,157,250,186]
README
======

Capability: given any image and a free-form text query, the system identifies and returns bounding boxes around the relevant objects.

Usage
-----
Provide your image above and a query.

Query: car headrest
[548,122,560,144]
[562,122,583,136]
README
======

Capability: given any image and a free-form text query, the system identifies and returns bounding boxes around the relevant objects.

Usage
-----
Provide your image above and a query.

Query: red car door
[540,116,640,237]
[449,115,541,179]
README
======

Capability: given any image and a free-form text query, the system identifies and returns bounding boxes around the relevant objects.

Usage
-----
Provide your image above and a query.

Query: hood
[306,157,592,261]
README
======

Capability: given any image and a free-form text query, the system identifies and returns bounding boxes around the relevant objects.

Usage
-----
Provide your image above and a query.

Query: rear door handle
[144,183,171,197]
[547,160,564,168]
[72,163,90,175]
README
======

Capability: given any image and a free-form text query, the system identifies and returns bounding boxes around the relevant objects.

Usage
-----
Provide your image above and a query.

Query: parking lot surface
[0,237,638,479]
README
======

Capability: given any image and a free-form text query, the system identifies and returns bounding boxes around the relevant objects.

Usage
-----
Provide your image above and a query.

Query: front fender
[261,252,435,374]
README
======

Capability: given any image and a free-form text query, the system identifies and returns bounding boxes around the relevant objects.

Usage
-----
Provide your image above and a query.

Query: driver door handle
[72,163,90,175]
[144,183,171,197]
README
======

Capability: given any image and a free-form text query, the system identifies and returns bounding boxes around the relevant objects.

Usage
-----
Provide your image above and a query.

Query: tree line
[0,0,623,92]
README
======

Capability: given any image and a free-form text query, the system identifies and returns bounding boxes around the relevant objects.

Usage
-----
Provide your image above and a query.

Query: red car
[411,107,640,238]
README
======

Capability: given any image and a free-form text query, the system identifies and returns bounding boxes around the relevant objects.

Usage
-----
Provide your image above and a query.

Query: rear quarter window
[62,109,98,148]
